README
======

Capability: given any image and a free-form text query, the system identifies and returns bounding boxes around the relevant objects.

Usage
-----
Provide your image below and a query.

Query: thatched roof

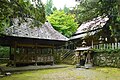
[70,16,109,40]
[5,18,69,41]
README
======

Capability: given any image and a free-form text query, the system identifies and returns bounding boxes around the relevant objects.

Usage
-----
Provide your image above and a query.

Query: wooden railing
[53,49,75,64]
[61,50,74,60]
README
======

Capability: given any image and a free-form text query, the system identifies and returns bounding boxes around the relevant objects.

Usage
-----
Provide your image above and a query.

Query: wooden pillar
[26,48,28,63]
[35,43,37,66]
[8,46,12,66]
[91,40,93,48]
[52,46,54,65]
[13,42,17,67]
[9,46,11,60]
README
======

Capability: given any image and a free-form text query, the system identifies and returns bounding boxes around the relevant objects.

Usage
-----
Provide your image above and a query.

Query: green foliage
[47,10,78,37]
[93,48,120,54]
[0,0,46,33]
[0,46,9,58]
[97,0,120,37]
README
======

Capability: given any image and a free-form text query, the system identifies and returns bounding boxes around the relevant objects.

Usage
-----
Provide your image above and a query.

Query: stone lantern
[75,39,93,68]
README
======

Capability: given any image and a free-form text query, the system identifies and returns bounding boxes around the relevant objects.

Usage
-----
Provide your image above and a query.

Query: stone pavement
[1,64,70,72]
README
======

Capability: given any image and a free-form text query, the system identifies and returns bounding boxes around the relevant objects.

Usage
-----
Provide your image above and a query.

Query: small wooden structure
[0,18,69,66]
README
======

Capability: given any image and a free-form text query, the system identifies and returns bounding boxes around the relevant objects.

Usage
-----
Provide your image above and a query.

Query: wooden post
[13,42,17,67]
[91,40,93,48]
[26,48,28,63]
[111,43,112,49]
[35,43,37,66]
[9,46,11,60]
[52,46,54,65]
[8,46,12,66]
[115,37,118,49]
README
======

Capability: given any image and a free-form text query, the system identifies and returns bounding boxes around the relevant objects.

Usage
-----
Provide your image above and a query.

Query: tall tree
[45,0,54,16]
[0,0,46,33]
[63,5,70,14]
[74,0,99,24]
[98,0,120,38]
[47,10,78,37]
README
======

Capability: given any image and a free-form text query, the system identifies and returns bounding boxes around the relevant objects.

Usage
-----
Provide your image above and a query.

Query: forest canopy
[0,0,46,33]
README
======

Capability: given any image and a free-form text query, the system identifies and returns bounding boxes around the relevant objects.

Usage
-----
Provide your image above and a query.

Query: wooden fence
[93,42,120,50]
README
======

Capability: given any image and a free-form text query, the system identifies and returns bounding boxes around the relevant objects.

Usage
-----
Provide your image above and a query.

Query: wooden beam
[35,43,37,66]
[17,44,54,48]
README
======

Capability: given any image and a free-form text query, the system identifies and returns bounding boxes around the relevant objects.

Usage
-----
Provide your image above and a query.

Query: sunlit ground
[0,65,120,80]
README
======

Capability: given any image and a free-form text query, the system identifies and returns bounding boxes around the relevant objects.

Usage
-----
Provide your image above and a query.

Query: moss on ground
[0,65,120,80]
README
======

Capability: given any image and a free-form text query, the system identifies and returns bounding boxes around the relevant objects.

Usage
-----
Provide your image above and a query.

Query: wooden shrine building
[70,16,120,50]
[0,18,69,66]
[70,16,109,47]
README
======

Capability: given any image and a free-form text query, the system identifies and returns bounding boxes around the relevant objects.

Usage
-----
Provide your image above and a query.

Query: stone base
[85,63,92,69]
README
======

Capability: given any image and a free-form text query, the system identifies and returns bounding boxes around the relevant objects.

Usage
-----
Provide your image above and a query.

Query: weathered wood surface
[15,54,54,63]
